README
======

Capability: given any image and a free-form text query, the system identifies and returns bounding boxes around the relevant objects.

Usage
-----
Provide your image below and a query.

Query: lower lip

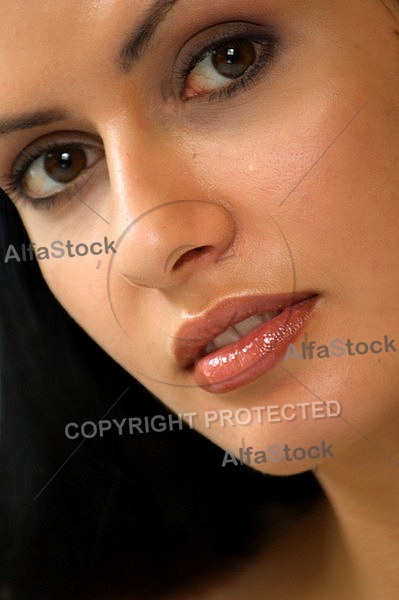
[192,296,318,394]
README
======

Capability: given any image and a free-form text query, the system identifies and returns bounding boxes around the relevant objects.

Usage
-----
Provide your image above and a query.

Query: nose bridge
[105,120,165,217]
[103,124,235,289]
[106,119,194,223]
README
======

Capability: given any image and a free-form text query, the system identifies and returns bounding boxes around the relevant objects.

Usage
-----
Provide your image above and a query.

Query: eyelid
[174,21,279,99]
[1,132,104,208]
[184,40,271,102]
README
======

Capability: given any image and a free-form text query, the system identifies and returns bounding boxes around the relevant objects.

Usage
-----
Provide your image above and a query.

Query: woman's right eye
[182,38,267,100]
[178,24,278,102]
[3,141,103,206]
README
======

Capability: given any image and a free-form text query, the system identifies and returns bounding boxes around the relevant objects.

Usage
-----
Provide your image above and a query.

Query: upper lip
[173,291,317,369]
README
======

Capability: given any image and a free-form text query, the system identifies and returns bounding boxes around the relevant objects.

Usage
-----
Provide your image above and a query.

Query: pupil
[226,47,240,64]
[60,152,72,169]
[212,41,256,79]
[44,146,86,183]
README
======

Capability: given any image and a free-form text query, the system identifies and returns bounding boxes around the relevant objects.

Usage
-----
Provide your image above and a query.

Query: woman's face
[1,0,399,474]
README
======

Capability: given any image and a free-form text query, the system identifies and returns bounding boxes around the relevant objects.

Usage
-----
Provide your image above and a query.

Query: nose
[106,129,236,289]
[111,198,235,289]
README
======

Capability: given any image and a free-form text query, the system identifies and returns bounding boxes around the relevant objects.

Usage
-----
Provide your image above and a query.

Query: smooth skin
[1,0,399,597]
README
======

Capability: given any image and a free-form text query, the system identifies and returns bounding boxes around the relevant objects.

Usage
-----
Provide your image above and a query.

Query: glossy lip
[174,291,318,371]
[194,296,318,393]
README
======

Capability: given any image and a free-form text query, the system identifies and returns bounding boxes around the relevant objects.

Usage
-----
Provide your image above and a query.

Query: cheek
[185,85,364,227]
[41,254,110,323]
[40,252,176,387]
[145,85,399,470]
[187,67,399,297]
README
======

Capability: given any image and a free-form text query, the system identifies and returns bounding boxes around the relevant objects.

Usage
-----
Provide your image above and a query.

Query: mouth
[174,292,319,394]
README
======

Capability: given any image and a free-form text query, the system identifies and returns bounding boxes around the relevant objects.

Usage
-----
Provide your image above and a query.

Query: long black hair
[0,189,321,600]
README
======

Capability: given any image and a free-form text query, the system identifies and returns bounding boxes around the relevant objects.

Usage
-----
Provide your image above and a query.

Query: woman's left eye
[2,141,103,206]
[23,145,89,197]
[182,37,274,100]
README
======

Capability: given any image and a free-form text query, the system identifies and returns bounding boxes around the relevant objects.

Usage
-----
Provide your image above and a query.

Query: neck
[315,415,399,598]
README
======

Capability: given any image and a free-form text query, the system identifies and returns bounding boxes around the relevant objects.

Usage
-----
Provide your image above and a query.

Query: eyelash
[1,30,277,209]
[178,31,277,102]
[1,140,99,210]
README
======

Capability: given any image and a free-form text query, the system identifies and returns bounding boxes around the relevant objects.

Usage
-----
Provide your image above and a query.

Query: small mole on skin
[394,29,399,37]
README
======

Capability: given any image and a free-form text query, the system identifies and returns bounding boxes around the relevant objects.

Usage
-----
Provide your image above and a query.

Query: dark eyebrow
[0,110,67,136]
[118,0,180,72]
[0,1,180,135]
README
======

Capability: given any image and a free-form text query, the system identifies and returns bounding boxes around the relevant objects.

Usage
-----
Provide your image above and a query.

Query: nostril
[172,245,212,271]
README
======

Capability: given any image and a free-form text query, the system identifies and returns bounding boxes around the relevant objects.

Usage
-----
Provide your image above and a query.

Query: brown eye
[17,142,103,201]
[211,40,256,79]
[44,146,87,183]
[183,37,268,100]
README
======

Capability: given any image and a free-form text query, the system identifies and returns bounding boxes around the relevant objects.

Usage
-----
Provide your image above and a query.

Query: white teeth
[233,315,264,337]
[261,311,279,321]
[204,341,216,354]
[203,311,281,355]
[204,327,241,354]
[213,326,242,348]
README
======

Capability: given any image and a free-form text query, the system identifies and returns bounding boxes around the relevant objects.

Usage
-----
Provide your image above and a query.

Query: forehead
[0,2,132,121]
[0,0,146,33]
[0,1,154,94]
[0,0,178,58]
[0,1,118,52]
